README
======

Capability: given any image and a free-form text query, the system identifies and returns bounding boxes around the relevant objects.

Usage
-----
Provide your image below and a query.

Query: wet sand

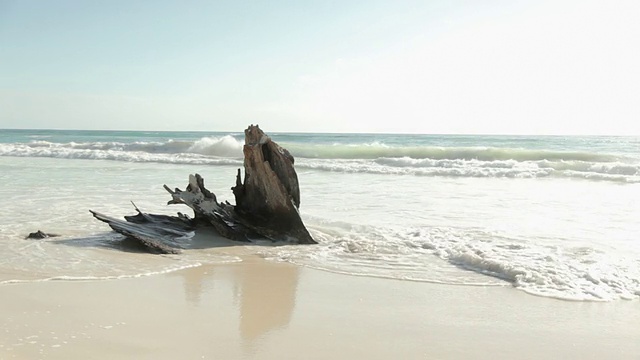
[1,256,638,359]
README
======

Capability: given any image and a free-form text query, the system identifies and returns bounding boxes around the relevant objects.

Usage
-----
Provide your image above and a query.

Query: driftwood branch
[91,125,316,254]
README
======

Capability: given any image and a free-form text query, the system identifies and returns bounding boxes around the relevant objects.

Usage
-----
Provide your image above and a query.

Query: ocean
[0,128,638,301]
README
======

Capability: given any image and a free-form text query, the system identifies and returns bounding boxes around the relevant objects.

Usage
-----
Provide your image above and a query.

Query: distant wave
[295,158,640,183]
[282,142,620,162]
[2,137,624,162]
[1,138,638,183]
[24,135,244,157]
[0,136,245,166]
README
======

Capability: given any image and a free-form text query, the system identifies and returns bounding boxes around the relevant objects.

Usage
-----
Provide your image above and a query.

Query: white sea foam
[187,135,244,157]
[260,225,640,301]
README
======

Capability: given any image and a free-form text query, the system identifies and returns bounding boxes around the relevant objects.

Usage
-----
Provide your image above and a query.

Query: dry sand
[1,256,638,360]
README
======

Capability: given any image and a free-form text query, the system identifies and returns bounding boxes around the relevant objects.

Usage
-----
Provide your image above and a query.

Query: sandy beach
[3,0,640,358]
[1,256,638,360]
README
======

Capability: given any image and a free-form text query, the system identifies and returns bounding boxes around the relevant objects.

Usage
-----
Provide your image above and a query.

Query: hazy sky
[1,0,639,134]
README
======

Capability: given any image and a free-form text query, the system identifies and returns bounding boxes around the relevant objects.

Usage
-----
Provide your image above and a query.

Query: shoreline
[1,256,639,359]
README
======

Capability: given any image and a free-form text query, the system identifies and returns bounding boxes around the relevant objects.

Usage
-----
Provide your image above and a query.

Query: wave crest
[296,158,640,183]
[1,138,637,183]
[24,135,244,158]
[284,143,620,162]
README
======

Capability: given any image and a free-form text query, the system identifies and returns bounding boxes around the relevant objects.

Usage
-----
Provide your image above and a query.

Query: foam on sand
[260,224,640,301]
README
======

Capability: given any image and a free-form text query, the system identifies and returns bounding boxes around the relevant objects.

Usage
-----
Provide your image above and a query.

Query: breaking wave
[0,138,638,183]
[0,136,245,166]
[282,142,620,162]
[295,158,640,183]
[21,135,245,157]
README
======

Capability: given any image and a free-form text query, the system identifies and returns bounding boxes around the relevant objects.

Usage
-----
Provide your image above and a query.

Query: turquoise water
[0,128,639,301]
[1,129,639,181]
[2,129,639,156]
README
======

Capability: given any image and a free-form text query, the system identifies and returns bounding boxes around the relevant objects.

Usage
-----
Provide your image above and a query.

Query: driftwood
[90,203,194,254]
[92,125,316,254]
[26,230,60,239]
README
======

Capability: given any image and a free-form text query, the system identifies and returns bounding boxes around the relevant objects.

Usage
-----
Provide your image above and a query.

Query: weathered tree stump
[232,125,314,244]
[92,125,316,254]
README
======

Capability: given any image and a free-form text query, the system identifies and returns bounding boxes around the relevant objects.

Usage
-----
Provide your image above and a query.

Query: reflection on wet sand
[233,261,299,342]
[175,257,299,347]
[179,265,212,306]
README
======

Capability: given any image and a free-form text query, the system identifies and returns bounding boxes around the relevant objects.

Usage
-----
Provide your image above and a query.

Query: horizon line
[1,127,639,137]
